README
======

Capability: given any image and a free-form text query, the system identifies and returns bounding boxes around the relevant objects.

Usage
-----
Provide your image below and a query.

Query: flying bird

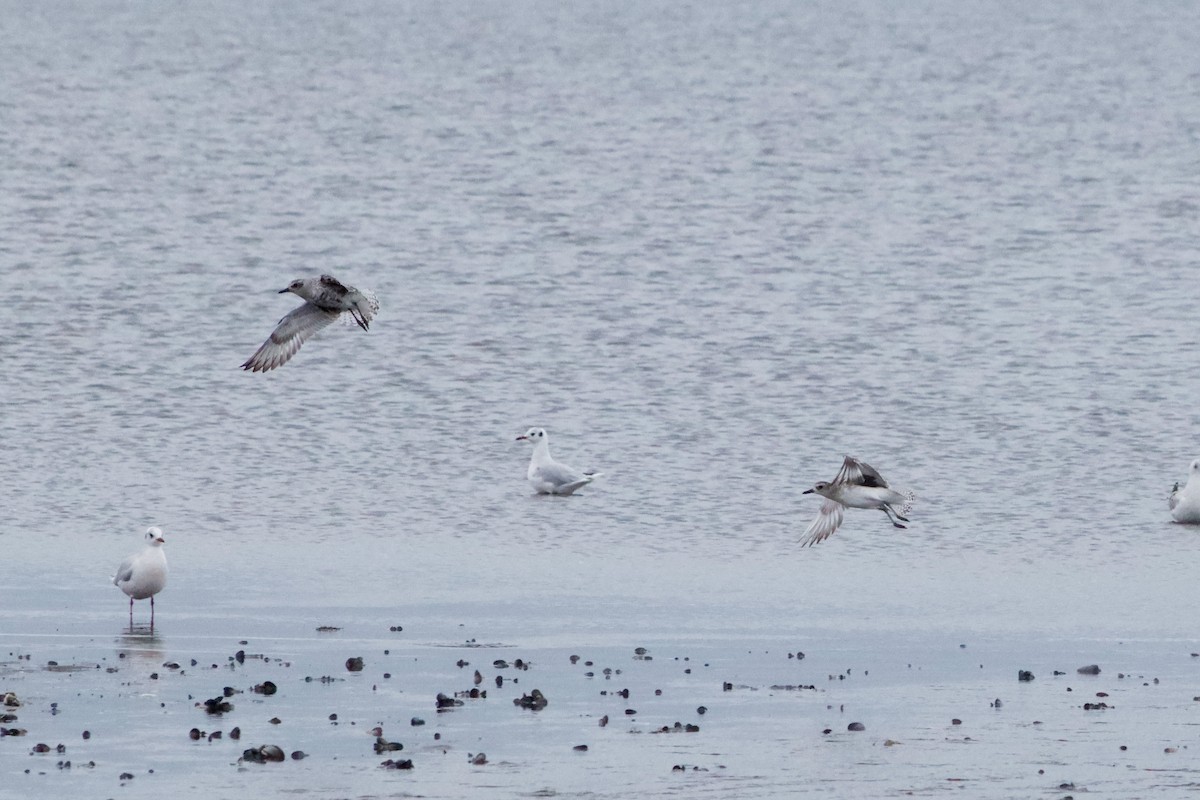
[241,274,379,372]
[113,526,169,625]
[516,427,602,496]
[800,456,913,546]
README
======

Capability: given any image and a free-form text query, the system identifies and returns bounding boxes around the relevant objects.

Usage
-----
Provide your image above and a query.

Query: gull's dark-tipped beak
[802,488,814,494]
[155,537,165,543]
[278,288,289,293]
[515,435,528,441]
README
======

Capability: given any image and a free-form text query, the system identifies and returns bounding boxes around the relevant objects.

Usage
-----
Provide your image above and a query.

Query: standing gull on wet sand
[241,274,379,372]
[1169,459,1200,523]
[113,527,168,625]
[800,456,914,547]
[516,428,602,496]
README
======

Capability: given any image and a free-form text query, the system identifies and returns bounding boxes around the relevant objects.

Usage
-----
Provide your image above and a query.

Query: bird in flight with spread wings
[241,274,379,373]
[800,455,913,547]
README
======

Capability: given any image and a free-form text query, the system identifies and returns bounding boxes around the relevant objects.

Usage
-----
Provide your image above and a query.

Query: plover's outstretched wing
[834,455,889,488]
[800,498,845,547]
[241,303,340,372]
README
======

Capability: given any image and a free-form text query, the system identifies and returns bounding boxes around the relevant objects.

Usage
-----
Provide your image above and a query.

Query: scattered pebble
[847,722,866,732]
[513,690,548,710]
[346,657,365,672]
[242,744,285,763]
[1077,664,1101,675]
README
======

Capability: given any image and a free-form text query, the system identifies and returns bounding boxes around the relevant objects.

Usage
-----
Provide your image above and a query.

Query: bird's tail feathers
[339,289,380,328]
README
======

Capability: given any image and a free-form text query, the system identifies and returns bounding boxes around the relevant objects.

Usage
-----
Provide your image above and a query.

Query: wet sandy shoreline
[3,607,1198,800]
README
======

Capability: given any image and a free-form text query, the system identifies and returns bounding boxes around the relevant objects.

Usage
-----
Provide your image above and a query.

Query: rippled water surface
[3,1,1200,797]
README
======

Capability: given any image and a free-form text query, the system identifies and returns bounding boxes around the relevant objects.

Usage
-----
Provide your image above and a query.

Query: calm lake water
[2,1,1200,797]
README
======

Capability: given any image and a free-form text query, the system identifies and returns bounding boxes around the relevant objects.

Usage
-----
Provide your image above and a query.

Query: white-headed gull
[1169,459,1200,523]
[516,427,602,496]
[242,274,379,372]
[800,456,913,546]
[113,527,168,625]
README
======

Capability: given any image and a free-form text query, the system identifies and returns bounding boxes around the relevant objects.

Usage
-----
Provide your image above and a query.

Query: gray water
[3,1,1200,797]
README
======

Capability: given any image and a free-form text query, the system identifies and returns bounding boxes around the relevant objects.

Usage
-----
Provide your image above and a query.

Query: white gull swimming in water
[113,527,168,625]
[516,428,602,495]
[1169,459,1200,523]
[241,274,379,372]
[799,456,914,546]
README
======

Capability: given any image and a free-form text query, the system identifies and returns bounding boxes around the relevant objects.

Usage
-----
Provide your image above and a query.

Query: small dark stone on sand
[383,673,391,679]
[493,659,509,669]
[208,731,222,741]
[822,728,832,735]
[1018,670,1035,682]
[201,697,233,715]
[569,655,580,664]
[269,717,281,725]
[389,625,403,632]
[495,675,503,688]
[474,670,483,685]
[32,743,51,753]
[243,744,285,763]
[723,682,733,691]
[513,689,548,710]
[119,772,134,780]
[411,717,425,726]
[847,722,866,732]
[624,708,637,715]
[189,728,202,741]
[81,730,89,740]
[573,744,588,751]
[380,758,414,769]
[235,650,245,664]
[436,693,463,709]
[346,657,365,672]
[952,719,962,725]
[374,737,404,753]
[222,686,237,697]
[254,681,277,695]
[1120,745,1127,751]
[470,752,487,765]
[1077,664,1101,675]
[291,751,306,760]
[599,715,608,727]
[229,727,240,740]
[697,706,707,715]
